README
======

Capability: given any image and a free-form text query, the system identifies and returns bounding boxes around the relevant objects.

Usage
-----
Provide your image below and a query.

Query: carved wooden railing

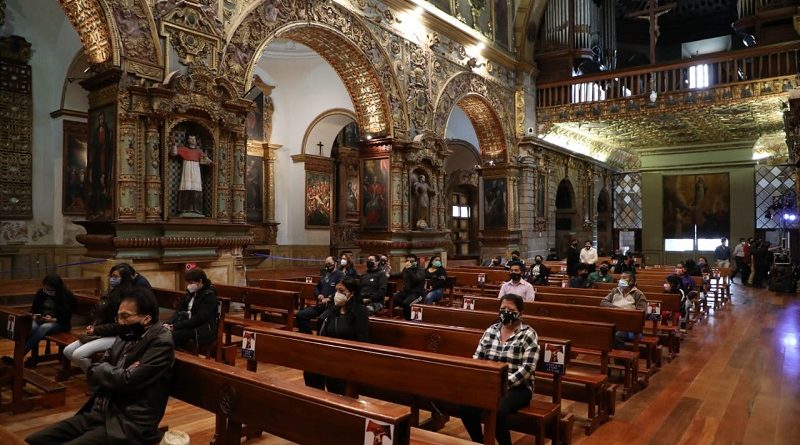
[536,41,800,108]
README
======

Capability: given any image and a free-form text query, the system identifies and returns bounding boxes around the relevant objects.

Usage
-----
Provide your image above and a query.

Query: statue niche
[410,168,436,230]
[168,122,214,218]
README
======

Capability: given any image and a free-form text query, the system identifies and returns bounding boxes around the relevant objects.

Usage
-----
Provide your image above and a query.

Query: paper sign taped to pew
[410,306,423,321]
[305,276,313,283]
[646,302,662,321]
[364,418,394,445]
[5,315,14,340]
[541,343,566,375]
[241,331,256,359]
[477,273,486,284]
[462,298,475,310]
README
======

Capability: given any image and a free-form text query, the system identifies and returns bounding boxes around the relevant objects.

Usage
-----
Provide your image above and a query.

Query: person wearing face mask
[423,255,448,304]
[303,278,369,394]
[588,261,615,285]
[460,294,539,445]
[545,247,559,261]
[567,264,591,289]
[26,288,174,445]
[23,275,75,367]
[505,250,526,273]
[391,254,427,320]
[378,254,392,277]
[339,254,358,279]
[165,267,218,349]
[296,256,345,334]
[527,255,550,286]
[360,255,387,315]
[579,241,598,273]
[566,240,580,277]
[63,264,138,372]
[600,272,648,348]
[498,264,536,302]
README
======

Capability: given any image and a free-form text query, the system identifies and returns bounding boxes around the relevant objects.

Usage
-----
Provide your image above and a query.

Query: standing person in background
[731,238,746,282]
[360,255,387,315]
[580,241,598,273]
[566,240,580,277]
[714,238,731,269]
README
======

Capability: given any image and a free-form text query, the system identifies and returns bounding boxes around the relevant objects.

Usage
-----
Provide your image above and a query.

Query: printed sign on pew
[4,315,15,340]
[410,306,423,321]
[462,297,475,311]
[646,302,662,322]
[541,343,566,375]
[364,418,394,445]
[241,330,256,359]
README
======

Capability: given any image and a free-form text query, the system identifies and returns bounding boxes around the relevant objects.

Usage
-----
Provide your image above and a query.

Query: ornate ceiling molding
[111,0,162,78]
[57,0,118,65]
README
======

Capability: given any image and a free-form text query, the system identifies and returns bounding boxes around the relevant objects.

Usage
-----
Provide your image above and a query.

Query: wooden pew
[408,305,616,434]
[171,351,473,445]
[241,327,508,445]
[247,278,317,309]
[0,425,27,445]
[0,306,66,413]
[0,276,103,298]
[213,284,297,329]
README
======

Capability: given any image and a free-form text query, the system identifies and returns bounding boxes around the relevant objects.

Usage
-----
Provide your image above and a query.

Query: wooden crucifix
[627,0,675,64]
[316,141,324,156]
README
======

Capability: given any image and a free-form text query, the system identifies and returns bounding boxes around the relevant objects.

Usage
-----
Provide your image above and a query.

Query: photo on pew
[410,306,423,321]
[462,297,475,311]
[646,302,662,322]
[477,273,485,285]
[305,276,313,284]
[241,331,256,360]
[5,315,14,340]
[364,418,394,445]
[541,343,566,375]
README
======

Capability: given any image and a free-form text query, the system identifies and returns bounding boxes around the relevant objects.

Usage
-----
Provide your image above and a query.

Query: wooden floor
[2,284,798,444]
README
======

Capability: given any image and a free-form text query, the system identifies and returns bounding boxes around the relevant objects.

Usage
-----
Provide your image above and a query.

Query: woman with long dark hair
[25,275,75,367]
[165,267,218,349]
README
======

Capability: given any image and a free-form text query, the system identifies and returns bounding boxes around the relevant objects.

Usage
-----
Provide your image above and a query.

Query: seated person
[505,250,526,273]
[621,253,637,274]
[527,255,550,286]
[664,274,698,330]
[296,257,345,333]
[600,272,647,348]
[304,278,369,394]
[567,264,591,288]
[26,288,174,445]
[545,248,559,261]
[610,249,626,274]
[339,253,358,279]
[423,255,448,304]
[125,263,152,289]
[360,255,387,315]
[491,255,505,267]
[165,267,218,349]
[24,275,75,367]
[391,254,426,320]
[378,254,391,277]
[460,294,539,445]
[498,264,536,302]
[64,264,139,372]
[588,261,615,285]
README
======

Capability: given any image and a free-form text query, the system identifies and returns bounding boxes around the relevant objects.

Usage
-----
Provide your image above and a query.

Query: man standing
[580,241,598,273]
[360,255,387,315]
[497,264,536,302]
[566,240,580,277]
[714,238,731,269]
[296,257,344,333]
[731,238,750,285]
[26,288,174,445]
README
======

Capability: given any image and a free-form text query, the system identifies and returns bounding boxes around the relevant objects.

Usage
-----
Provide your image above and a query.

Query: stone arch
[301,109,358,156]
[434,72,515,161]
[220,0,408,138]
[555,178,579,254]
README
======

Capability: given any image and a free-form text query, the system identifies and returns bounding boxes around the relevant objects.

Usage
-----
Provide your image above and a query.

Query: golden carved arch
[220,0,407,138]
[57,0,118,65]
[435,72,515,161]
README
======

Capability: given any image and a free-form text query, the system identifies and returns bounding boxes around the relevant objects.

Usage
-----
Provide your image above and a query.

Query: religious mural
[85,105,115,220]
[246,155,264,223]
[62,121,88,216]
[247,92,264,141]
[305,171,333,228]
[484,178,507,229]
[663,173,730,239]
[362,158,389,230]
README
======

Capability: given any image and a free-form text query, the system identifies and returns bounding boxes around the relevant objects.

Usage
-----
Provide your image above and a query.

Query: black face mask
[510,273,522,282]
[499,309,520,325]
[600,267,608,275]
[535,259,542,264]
[118,322,146,342]
[367,260,376,270]
[326,264,335,272]
[580,272,588,278]
[512,255,519,260]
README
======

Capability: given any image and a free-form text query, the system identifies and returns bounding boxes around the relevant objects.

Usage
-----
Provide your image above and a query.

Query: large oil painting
[305,171,332,229]
[62,121,88,215]
[246,155,263,223]
[484,178,508,229]
[663,173,730,238]
[85,105,116,220]
[362,158,389,230]
[246,92,264,141]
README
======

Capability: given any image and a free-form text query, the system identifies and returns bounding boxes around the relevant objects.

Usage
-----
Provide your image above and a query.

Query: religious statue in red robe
[170,134,211,216]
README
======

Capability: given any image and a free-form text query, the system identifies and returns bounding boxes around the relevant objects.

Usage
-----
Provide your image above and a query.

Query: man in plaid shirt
[460,293,539,445]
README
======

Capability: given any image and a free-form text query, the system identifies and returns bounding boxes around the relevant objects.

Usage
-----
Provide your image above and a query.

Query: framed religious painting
[245,155,264,223]
[305,171,333,229]
[85,104,116,220]
[484,178,508,229]
[361,158,390,230]
[62,120,88,215]
[246,91,264,142]
[662,173,730,239]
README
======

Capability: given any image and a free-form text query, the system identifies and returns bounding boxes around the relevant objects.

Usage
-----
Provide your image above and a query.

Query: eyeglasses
[116,312,142,321]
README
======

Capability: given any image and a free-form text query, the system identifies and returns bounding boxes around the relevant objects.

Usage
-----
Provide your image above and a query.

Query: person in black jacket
[296,256,346,333]
[165,267,218,349]
[505,250,526,273]
[24,275,75,366]
[391,254,427,320]
[423,255,448,304]
[26,288,174,445]
[527,255,550,285]
[565,240,580,277]
[360,255,387,315]
[304,278,368,394]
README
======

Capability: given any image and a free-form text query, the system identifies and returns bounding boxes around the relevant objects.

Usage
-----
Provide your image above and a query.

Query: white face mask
[333,291,348,306]
[618,279,629,288]
[340,259,348,267]
[663,283,671,291]
[187,283,200,293]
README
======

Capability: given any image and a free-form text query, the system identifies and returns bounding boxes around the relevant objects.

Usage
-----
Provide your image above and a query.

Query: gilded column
[117,118,138,221]
[263,143,281,244]
[216,133,231,223]
[144,117,162,220]
[231,136,247,223]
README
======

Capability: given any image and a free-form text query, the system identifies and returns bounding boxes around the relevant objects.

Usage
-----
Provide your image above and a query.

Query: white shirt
[580,247,598,265]
[497,280,536,302]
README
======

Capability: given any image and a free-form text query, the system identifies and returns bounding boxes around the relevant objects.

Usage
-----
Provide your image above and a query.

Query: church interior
[0,0,799,444]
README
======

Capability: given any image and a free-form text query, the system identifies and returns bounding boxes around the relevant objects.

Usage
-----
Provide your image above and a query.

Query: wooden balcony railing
[536,41,800,109]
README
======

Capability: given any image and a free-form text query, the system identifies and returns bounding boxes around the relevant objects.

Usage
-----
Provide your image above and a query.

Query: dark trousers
[459,385,532,445]
[734,257,750,284]
[26,412,109,445]
[393,290,422,320]
[303,372,346,395]
[172,323,216,349]
[296,304,327,334]
[178,190,202,214]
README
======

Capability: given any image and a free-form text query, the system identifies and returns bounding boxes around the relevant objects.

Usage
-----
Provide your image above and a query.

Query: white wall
[2,1,83,245]
[257,50,354,246]
[445,106,480,150]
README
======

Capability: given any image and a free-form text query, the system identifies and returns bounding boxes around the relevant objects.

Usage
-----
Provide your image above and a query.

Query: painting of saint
[663,173,730,239]
[305,171,332,228]
[494,0,509,49]
[246,155,264,223]
[62,121,88,215]
[247,92,264,141]
[86,105,116,219]
[362,158,389,229]
[484,178,508,229]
